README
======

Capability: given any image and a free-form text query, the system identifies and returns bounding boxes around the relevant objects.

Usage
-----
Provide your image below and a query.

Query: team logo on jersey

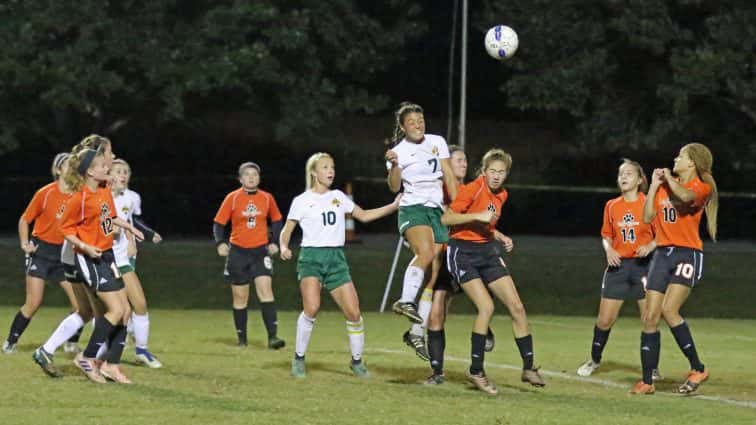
[55,204,66,220]
[431,146,439,156]
[121,206,130,214]
[487,203,497,213]
[100,203,114,235]
[243,203,259,228]
[100,203,111,220]
[619,212,639,227]
[331,198,341,207]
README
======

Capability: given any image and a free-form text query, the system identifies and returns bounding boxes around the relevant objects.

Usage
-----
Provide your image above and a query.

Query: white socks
[400,265,425,303]
[132,313,150,349]
[410,288,433,336]
[42,312,84,354]
[295,312,316,358]
[346,317,365,361]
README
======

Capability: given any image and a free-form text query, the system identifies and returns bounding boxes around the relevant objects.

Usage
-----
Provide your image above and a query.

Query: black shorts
[224,244,273,285]
[25,239,65,283]
[63,263,85,284]
[75,249,124,293]
[434,248,461,293]
[646,246,704,293]
[446,240,510,286]
[601,258,649,300]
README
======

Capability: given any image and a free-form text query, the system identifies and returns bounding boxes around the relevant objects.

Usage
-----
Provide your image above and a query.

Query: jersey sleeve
[337,190,355,214]
[59,193,82,237]
[436,137,450,159]
[267,193,283,222]
[286,195,304,221]
[21,188,46,223]
[133,191,143,216]
[690,180,712,208]
[213,193,234,225]
[449,181,479,213]
[600,201,613,239]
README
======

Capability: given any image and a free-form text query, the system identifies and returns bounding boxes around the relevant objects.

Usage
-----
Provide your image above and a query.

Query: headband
[77,149,98,176]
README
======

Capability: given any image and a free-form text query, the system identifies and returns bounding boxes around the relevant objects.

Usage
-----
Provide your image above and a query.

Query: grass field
[1,235,755,424]
[0,308,754,425]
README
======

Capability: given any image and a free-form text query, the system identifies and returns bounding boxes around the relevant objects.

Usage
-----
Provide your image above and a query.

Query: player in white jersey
[280,152,400,379]
[385,102,458,330]
[108,159,163,368]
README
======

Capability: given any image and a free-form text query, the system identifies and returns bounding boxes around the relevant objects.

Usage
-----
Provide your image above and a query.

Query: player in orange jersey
[60,145,144,384]
[630,143,718,395]
[577,159,658,378]
[441,148,544,395]
[214,162,285,349]
[2,154,81,358]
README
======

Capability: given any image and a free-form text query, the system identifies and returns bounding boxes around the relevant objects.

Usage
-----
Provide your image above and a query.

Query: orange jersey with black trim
[600,194,654,258]
[59,186,117,251]
[22,182,72,245]
[449,176,507,243]
[653,177,711,250]
[213,188,283,248]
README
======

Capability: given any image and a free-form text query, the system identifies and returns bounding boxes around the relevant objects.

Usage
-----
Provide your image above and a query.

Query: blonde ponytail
[683,143,718,241]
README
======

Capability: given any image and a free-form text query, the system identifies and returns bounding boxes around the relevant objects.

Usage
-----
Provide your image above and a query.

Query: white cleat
[577,360,600,377]
[1,340,17,354]
[135,348,163,369]
[63,342,81,354]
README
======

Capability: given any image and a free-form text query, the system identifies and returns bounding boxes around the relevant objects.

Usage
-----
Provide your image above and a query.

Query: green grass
[0,308,754,424]
[1,235,754,423]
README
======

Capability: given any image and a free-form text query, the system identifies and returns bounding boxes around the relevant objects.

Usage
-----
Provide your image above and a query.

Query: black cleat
[392,301,422,323]
[403,331,429,361]
[268,337,286,350]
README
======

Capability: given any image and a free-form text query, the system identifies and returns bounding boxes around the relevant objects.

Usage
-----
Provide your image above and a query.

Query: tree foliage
[0,0,426,152]
[478,0,756,163]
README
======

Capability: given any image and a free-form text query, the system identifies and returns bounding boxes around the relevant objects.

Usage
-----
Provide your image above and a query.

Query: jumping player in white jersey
[385,102,458,327]
[280,152,400,379]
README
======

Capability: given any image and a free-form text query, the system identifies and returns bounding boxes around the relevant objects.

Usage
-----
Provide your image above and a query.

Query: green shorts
[297,247,352,291]
[397,205,448,244]
[118,257,136,275]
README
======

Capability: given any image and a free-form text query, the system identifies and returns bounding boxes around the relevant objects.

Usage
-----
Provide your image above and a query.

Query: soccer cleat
[135,348,163,369]
[32,347,63,378]
[484,328,495,352]
[403,331,429,361]
[678,369,709,395]
[652,368,663,382]
[466,371,498,395]
[268,337,286,350]
[1,340,17,354]
[63,342,81,354]
[99,362,132,384]
[350,360,370,378]
[423,373,445,385]
[577,360,600,377]
[291,357,306,378]
[521,368,546,387]
[237,338,248,348]
[392,301,423,324]
[73,353,107,384]
[629,380,656,395]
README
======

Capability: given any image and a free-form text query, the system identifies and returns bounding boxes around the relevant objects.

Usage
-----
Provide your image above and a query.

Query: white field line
[529,319,756,342]
[369,348,756,409]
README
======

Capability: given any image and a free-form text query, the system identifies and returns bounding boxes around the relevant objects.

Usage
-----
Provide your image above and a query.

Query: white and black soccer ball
[484,25,519,61]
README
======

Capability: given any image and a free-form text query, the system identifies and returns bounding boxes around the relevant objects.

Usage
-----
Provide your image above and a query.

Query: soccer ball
[484,25,519,60]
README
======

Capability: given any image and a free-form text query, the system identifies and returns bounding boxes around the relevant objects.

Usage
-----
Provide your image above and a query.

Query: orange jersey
[59,186,117,251]
[653,177,711,250]
[22,182,72,245]
[600,194,654,258]
[449,176,508,243]
[213,188,283,248]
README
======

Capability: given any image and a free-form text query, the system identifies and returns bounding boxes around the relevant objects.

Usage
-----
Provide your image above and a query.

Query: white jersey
[112,189,142,266]
[286,189,355,247]
[386,134,450,208]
